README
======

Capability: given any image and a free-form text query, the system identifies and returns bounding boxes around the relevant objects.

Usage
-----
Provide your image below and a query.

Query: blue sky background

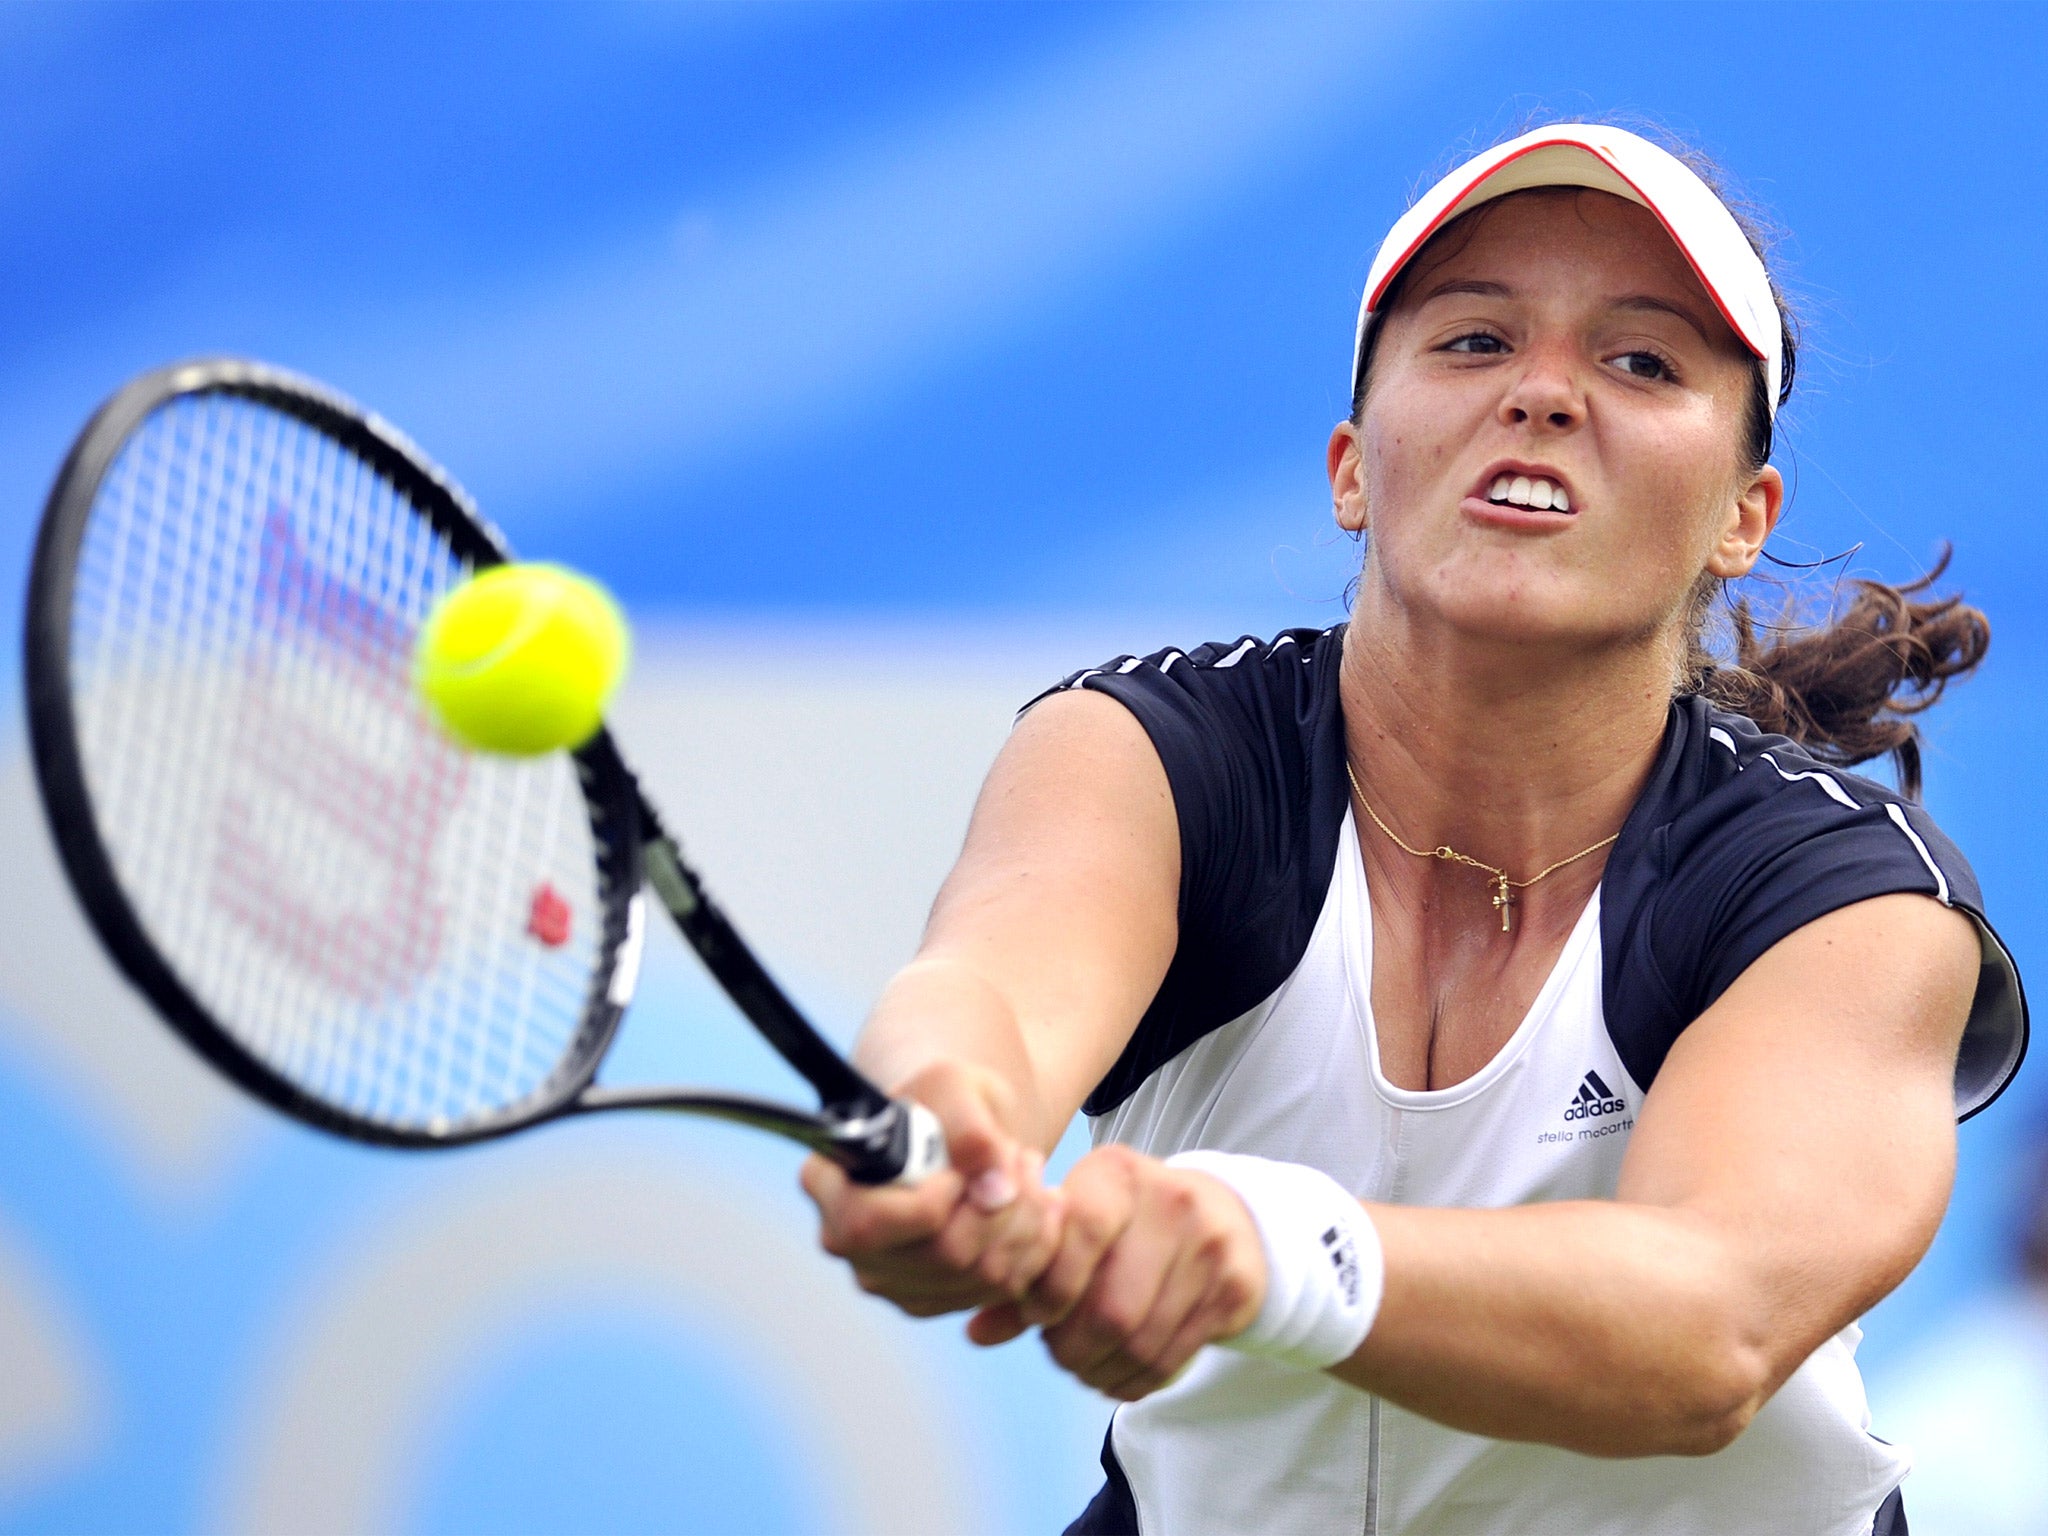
[5,1,2046,631]
[2,4,2045,1532]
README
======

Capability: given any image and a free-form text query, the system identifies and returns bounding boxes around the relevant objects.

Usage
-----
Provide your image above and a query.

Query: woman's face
[1331,188,1781,663]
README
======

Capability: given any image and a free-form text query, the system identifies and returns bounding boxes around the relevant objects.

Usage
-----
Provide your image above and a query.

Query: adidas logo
[1321,1224,1361,1307]
[1563,1069,1627,1122]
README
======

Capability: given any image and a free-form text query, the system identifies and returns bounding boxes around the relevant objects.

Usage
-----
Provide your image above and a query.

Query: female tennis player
[803,123,2028,1535]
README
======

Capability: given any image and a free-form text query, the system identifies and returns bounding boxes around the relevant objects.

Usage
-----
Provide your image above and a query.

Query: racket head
[24,358,646,1146]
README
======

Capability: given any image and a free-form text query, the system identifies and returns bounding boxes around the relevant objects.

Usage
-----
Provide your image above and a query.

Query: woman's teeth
[1487,474,1568,511]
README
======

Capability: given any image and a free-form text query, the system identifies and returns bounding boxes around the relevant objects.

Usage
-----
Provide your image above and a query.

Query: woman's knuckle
[1214,1273,1252,1317]
[1030,1269,1080,1316]
[1043,1283,1085,1321]
[973,1248,1015,1289]
[930,1226,980,1272]
[1097,1144,1139,1176]
[1092,1295,1139,1339]
[1069,1149,1118,1192]
[1193,1226,1236,1268]
[1044,1329,1087,1373]
[1022,1223,1062,1271]
[1075,1202,1125,1250]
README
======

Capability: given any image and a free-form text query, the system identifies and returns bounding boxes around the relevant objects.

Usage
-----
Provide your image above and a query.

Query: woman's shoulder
[1663,694,1921,805]
[1026,625,1353,1116]
[1024,624,1346,723]
[1604,694,2026,1119]
[1634,696,1979,904]
[1021,623,1351,826]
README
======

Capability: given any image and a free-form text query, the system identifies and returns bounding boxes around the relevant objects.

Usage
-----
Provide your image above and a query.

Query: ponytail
[1688,550,1989,800]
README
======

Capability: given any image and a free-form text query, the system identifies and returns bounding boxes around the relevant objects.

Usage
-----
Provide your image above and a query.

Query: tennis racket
[23,357,945,1184]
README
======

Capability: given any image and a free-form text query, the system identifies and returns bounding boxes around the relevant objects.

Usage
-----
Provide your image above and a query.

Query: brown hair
[1352,118,1989,799]
[1686,553,1988,801]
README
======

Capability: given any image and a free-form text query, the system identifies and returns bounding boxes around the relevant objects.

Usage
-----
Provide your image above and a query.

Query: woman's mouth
[1486,474,1569,512]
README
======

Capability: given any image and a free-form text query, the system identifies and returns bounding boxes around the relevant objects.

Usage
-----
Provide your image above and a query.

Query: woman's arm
[802,687,1181,1313]
[987,891,1979,1456]
[854,687,1180,1149]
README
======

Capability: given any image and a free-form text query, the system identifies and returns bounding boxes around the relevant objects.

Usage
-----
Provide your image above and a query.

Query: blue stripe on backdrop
[1,4,2042,606]
[0,942,1107,1535]
[405,1323,827,1536]
[2,3,2045,1531]
[3,4,2043,632]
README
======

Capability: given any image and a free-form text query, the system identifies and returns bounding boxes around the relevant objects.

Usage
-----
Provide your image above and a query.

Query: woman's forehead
[1399,188,1736,342]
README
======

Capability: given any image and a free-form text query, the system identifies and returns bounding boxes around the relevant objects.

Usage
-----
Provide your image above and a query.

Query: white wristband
[1167,1151,1383,1371]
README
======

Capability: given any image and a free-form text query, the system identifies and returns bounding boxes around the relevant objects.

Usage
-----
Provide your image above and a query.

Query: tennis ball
[415,563,629,756]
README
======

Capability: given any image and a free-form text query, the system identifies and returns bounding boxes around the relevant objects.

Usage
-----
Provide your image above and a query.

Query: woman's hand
[804,689,1183,1326]
[801,1058,1065,1317]
[969,1144,1267,1401]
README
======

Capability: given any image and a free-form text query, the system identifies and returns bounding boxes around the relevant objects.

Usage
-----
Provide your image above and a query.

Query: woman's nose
[1497,349,1585,431]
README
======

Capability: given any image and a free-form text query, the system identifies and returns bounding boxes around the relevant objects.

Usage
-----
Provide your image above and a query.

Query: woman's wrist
[1167,1151,1384,1371]
[859,962,1037,1122]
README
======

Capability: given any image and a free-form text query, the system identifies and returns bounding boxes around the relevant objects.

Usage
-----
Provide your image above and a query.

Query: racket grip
[889,1101,948,1186]
[829,1096,948,1185]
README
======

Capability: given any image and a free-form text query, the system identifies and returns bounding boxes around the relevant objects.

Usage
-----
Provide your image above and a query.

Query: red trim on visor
[1363,136,1768,364]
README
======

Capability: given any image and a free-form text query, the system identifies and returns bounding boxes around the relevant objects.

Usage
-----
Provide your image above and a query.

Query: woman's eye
[1614,351,1672,380]
[1444,333,1506,355]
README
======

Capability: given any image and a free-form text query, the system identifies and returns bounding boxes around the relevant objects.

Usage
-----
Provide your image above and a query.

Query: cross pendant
[1493,877,1514,933]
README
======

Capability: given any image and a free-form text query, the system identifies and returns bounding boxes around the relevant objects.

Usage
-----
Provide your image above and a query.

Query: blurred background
[3,3,2046,1533]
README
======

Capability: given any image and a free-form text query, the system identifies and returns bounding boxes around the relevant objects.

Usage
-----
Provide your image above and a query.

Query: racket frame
[24,358,934,1182]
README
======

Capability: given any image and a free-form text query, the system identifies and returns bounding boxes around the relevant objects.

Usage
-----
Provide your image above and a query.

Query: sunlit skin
[803,186,1974,1457]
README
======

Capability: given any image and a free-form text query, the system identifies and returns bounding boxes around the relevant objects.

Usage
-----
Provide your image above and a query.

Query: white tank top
[1028,626,2024,1536]
[1095,811,1907,1536]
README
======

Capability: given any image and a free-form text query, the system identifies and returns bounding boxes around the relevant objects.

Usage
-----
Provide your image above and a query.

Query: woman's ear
[1706,463,1784,579]
[1328,422,1369,533]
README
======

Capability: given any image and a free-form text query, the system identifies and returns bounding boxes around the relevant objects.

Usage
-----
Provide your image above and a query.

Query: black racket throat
[584,723,895,1121]
[569,1087,926,1183]
[633,835,886,1117]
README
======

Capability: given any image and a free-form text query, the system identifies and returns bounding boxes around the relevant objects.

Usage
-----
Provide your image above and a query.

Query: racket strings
[68,394,611,1134]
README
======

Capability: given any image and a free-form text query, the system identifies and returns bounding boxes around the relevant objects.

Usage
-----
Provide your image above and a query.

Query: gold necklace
[1345,762,1620,933]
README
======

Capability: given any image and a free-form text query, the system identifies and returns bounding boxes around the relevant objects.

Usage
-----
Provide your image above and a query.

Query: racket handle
[889,1101,948,1186]
[831,1098,948,1186]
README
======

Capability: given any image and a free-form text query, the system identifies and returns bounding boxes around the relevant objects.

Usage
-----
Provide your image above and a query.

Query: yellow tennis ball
[414,563,630,756]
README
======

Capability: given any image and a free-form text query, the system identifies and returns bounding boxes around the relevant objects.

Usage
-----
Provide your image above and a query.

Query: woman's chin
[1390,582,1640,657]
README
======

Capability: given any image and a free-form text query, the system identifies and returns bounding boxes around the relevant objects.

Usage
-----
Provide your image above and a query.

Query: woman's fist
[969,1144,1266,1401]
[802,1058,1063,1316]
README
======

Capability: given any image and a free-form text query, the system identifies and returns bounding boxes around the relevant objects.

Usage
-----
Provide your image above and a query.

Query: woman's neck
[1339,603,1673,878]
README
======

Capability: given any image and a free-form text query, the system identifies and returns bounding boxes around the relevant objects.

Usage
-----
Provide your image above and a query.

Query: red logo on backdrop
[526,883,572,948]
[208,509,468,1001]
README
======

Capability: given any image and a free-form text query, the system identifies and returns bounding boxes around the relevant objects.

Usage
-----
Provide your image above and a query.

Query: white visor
[1352,124,1782,415]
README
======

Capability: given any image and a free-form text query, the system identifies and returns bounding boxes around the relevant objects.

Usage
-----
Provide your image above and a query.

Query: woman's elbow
[1613,1340,1774,1458]
[1561,1331,1774,1459]
[1664,1365,1769,1457]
